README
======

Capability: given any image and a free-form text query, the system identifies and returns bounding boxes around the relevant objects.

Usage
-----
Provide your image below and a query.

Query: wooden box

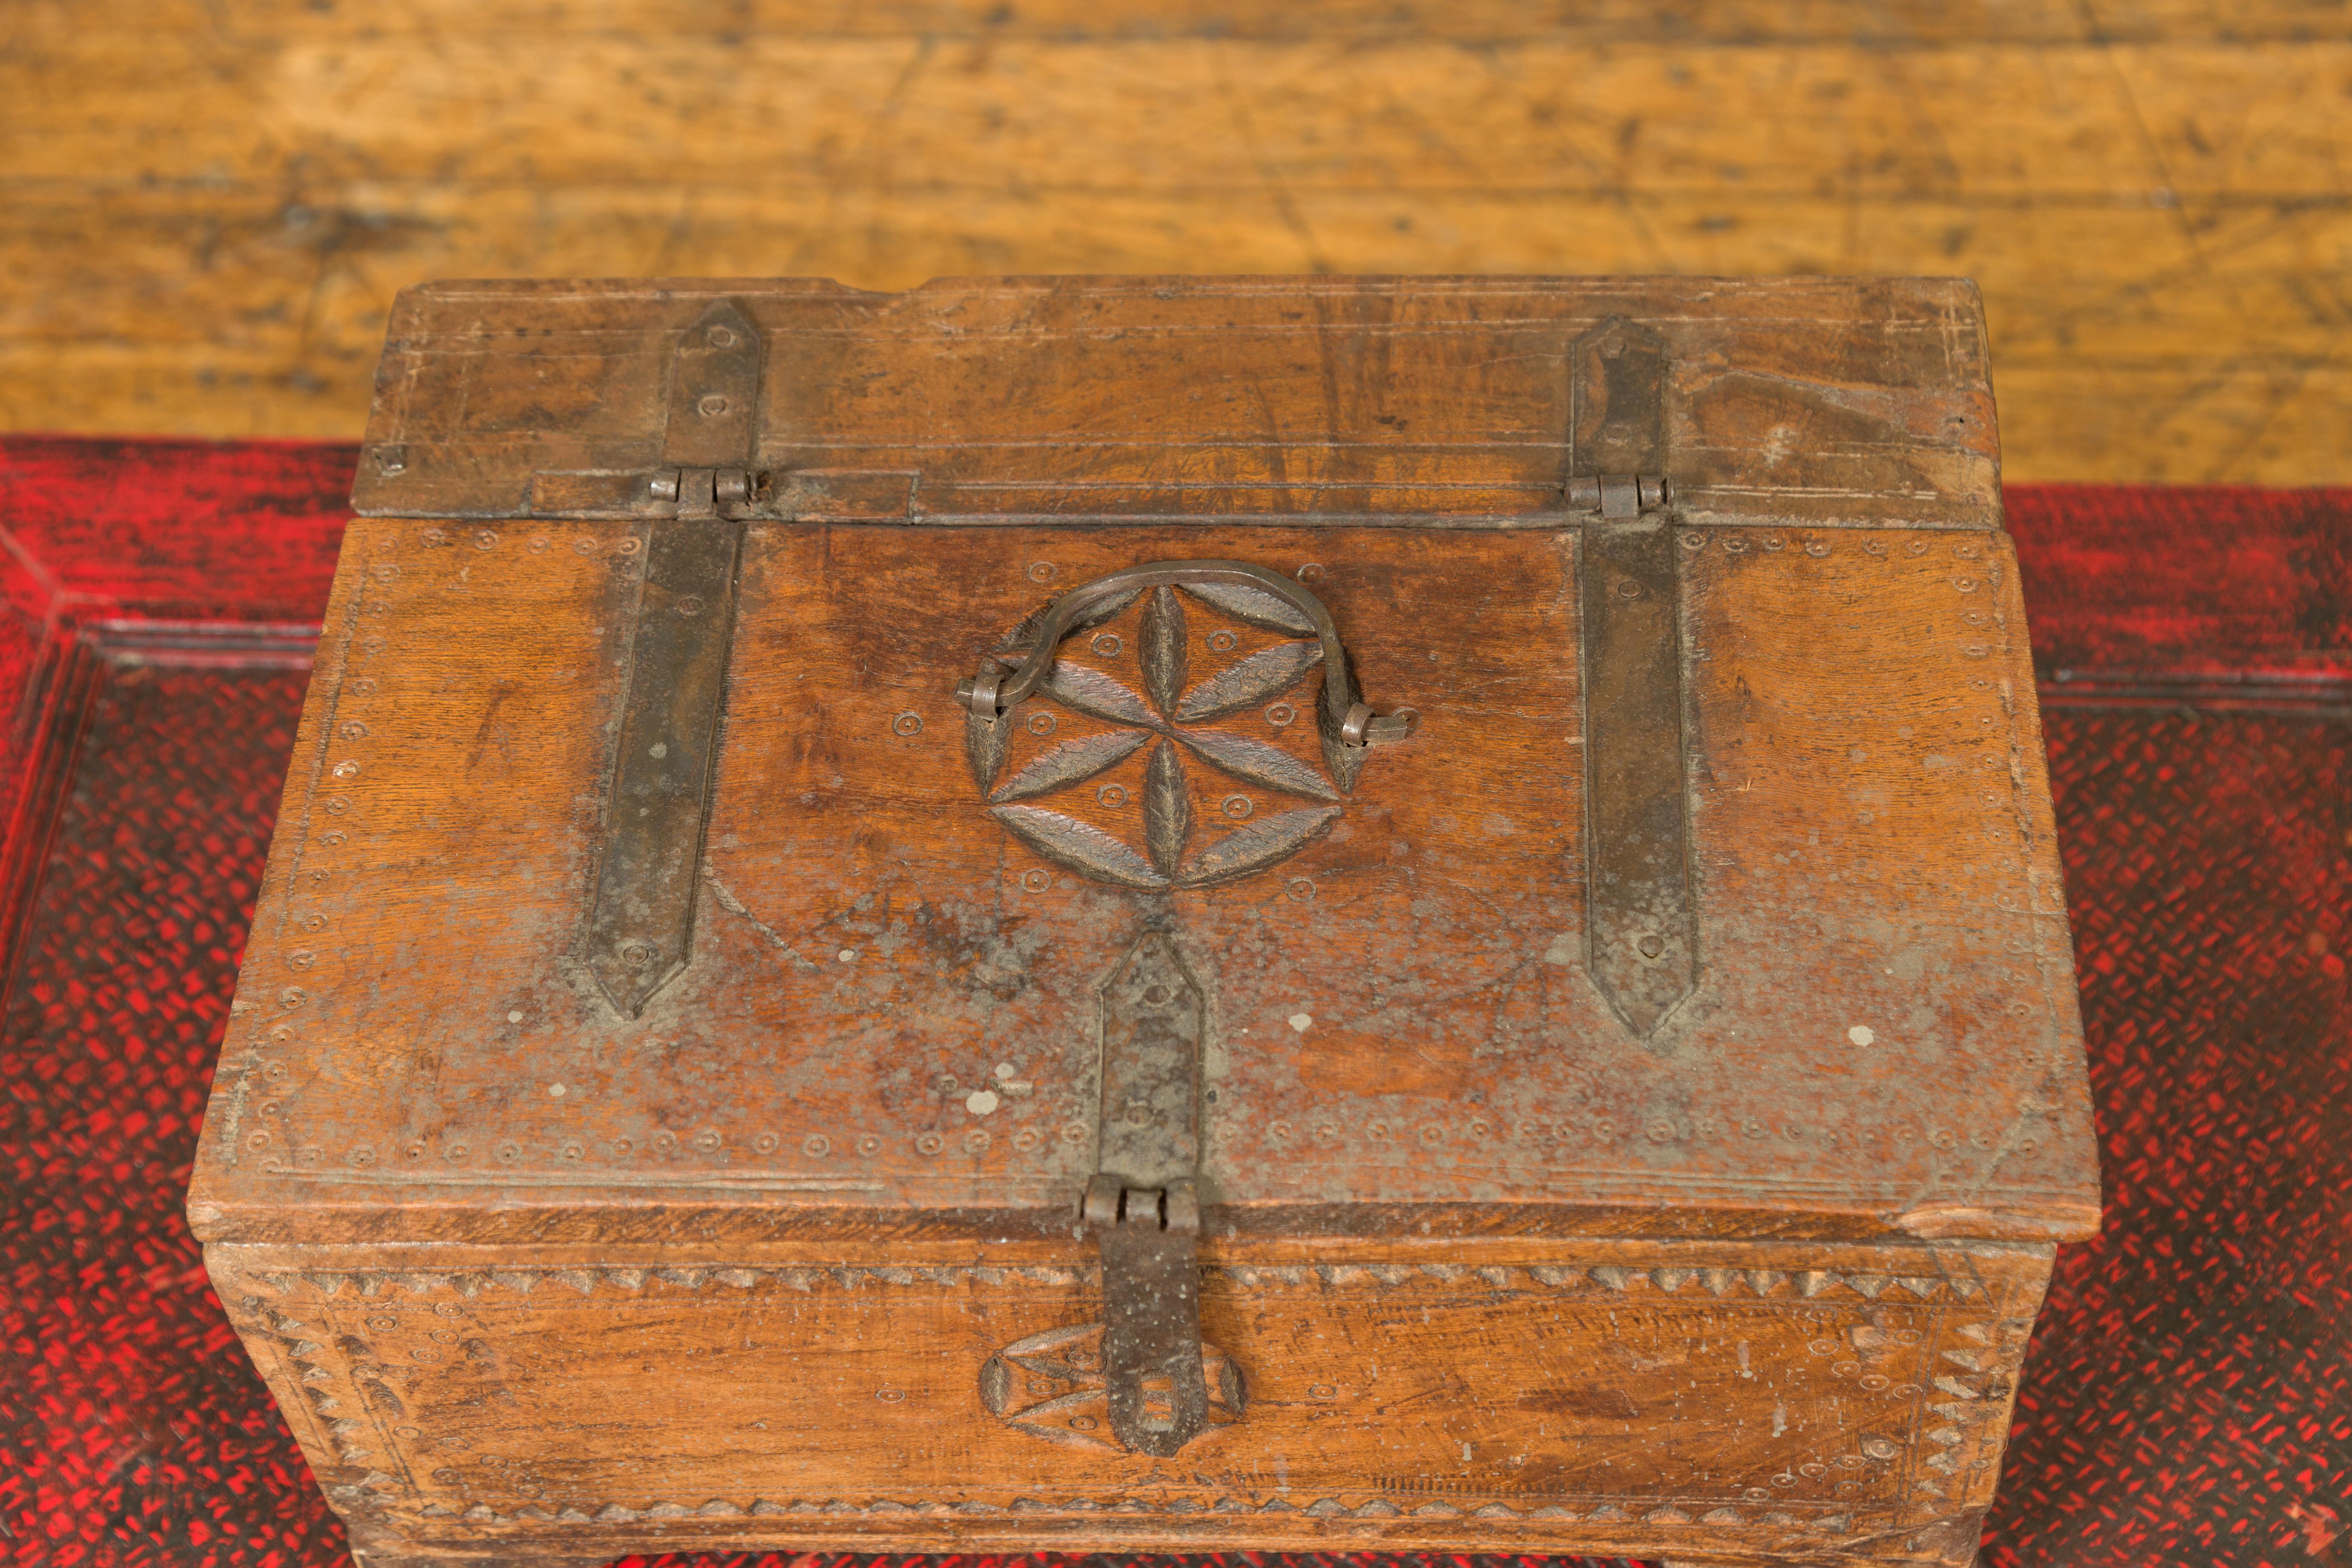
[187,276,2101,1568]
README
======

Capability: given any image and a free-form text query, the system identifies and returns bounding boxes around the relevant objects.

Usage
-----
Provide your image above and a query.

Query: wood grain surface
[3,0,2347,481]
[182,274,2099,1562]
[210,1233,2046,1565]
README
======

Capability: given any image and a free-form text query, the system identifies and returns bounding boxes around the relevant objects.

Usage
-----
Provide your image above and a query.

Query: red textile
[0,438,2344,1568]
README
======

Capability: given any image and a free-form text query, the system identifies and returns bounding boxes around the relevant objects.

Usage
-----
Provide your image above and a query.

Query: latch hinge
[1081,932,1213,1456]
[1083,1174,1208,1458]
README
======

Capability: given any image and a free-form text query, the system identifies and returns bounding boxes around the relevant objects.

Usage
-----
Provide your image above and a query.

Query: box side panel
[206,1236,2044,1565]
[187,521,373,1224]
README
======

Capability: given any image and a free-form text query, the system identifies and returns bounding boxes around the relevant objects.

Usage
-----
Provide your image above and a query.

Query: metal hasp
[1568,316,1698,1041]
[1083,933,1212,1456]
[582,300,764,1015]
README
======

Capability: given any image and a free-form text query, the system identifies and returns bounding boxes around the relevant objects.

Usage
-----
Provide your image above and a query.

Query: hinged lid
[191,276,2098,1254]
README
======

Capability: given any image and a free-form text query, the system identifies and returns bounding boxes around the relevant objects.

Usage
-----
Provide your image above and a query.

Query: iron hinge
[578,299,764,1016]
[645,466,763,519]
[1566,472,1670,519]
[1568,316,1699,1042]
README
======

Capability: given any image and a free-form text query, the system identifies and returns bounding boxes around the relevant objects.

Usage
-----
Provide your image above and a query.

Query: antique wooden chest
[187,276,2100,1568]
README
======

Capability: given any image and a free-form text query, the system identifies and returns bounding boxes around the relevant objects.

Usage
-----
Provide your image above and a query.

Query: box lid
[190,276,2099,1249]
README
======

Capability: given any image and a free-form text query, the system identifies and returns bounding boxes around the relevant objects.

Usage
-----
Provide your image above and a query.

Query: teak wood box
[187,276,2101,1568]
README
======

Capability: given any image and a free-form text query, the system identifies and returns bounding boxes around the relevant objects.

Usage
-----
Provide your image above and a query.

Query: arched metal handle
[955,559,1417,748]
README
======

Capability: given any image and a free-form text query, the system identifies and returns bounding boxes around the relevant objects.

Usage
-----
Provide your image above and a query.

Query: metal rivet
[891,712,923,737]
[1616,579,1642,599]
[1026,711,1057,736]
[804,1134,832,1158]
[697,394,731,418]
[707,326,737,348]
[1296,563,1326,582]
[1222,794,1254,820]
[1264,702,1296,727]
[1206,629,1238,652]
[1020,869,1051,893]
[1096,783,1127,807]
[1026,562,1057,583]
[618,941,657,968]
[1285,876,1315,903]
[1090,633,1122,656]
[674,594,705,616]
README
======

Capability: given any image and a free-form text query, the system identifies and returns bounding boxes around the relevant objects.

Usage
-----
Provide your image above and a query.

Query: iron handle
[956,559,1417,748]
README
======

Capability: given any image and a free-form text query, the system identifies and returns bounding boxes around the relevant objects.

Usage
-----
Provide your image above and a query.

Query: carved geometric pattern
[968,582,1345,888]
[980,1322,1246,1453]
[237,1260,2011,1304]
[401,1491,1871,1528]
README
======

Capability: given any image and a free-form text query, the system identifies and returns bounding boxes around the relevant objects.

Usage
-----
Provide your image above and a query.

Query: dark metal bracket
[1084,933,1212,1456]
[1569,317,1699,1042]
[581,300,763,1016]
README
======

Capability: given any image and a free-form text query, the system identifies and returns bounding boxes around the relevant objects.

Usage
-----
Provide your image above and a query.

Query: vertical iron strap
[582,300,762,1015]
[1572,317,1700,1040]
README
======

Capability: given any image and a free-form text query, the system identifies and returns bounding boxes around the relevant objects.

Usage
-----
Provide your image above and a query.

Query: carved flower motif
[966,582,1348,888]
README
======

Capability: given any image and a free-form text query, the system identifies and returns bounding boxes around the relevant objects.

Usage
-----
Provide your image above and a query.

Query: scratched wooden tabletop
[1,0,2344,481]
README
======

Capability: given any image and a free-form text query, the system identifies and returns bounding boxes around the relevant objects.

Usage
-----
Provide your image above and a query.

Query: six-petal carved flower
[966,582,1348,888]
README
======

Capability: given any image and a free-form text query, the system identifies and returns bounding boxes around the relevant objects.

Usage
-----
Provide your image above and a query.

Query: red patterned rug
[0,440,2345,1568]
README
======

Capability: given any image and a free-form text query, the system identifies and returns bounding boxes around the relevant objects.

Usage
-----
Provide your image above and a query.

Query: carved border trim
[243,1261,2003,1305]
[407,1493,1882,1532]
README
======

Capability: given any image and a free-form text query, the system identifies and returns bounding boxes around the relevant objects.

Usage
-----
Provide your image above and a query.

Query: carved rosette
[968,580,1350,888]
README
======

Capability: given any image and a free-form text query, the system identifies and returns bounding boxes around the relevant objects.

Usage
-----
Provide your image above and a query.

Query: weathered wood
[2,2,2347,479]
[188,274,2094,1566]
[210,1234,2043,1565]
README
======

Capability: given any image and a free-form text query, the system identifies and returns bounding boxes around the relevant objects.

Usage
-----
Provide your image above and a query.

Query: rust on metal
[1571,317,1698,1040]
[581,300,762,1014]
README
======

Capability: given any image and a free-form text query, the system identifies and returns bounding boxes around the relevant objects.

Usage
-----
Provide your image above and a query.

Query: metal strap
[1571,317,1699,1041]
[581,300,761,1016]
[1085,932,1212,1455]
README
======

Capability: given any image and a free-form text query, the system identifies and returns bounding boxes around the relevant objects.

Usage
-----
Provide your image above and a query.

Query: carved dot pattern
[1,448,2346,1568]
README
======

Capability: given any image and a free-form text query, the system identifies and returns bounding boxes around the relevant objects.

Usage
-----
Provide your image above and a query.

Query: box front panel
[211,1237,2043,1565]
